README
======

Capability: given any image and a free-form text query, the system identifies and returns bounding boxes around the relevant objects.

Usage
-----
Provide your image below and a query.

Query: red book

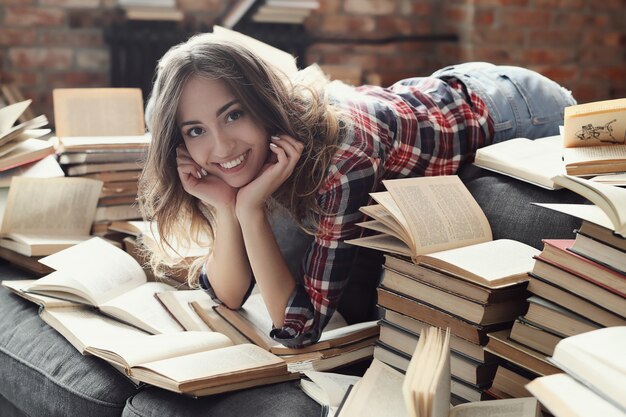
[536,239,626,298]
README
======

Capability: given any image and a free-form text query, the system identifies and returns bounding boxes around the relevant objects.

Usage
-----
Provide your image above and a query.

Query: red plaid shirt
[202,76,493,347]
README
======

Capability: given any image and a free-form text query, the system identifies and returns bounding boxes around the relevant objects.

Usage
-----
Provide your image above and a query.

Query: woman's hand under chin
[235,134,304,218]
[176,145,237,210]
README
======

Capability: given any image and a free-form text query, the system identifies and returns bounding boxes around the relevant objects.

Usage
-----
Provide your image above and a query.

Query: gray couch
[0,167,587,417]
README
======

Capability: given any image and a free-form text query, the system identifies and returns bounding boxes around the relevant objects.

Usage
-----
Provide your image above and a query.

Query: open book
[338,327,540,417]
[190,293,379,356]
[561,99,626,175]
[22,237,183,334]
[548,326,626,412]
[473,135,565,190]
[300,371,361,417]
[346,176,539,288]
[0,96,52,174]
[0,177,103,256]
[39,305,294,397]
[533,174,626,237]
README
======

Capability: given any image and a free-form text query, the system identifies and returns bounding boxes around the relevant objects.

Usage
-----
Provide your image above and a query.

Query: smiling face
[176,75,270,188]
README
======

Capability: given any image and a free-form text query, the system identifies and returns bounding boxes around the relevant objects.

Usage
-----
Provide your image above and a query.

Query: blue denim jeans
[432,62,577,142]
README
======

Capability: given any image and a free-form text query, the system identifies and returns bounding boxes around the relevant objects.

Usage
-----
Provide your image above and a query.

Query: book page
[449,397,539,417]
[551,327,626,411]
[303,371,361,408]
[87,330,233,368]
[421,240,539,288]
[40,305,148,353]
[552,175,626,235]
[337,359,409,417]
[133,343,285,385]
[473,136,565,190]
[533,203,613,231]
[383,176,492,257]
[526,373,626,417]
[100,282,184,334]
[53,88,145,137]
[564,144,626,164]
[35,238,147,305]
[156,289,214,331]
[563,98,626,148]
[0,177,102,236]
[0,100,31,133]
[370,192,412,243]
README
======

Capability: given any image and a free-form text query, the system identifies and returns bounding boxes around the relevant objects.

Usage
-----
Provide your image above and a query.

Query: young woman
[139,32,576,348]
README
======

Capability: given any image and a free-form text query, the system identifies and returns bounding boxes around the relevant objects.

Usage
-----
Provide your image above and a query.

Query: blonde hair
[138,33,345,286]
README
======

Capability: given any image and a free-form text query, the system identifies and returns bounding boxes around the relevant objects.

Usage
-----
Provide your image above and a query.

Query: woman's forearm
[238,208,296,328]
[205,206,253,309]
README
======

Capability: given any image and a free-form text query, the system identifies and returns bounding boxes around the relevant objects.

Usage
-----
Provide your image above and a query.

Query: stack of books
[346,176,540,403]
[52,88,149,236]
[489,174,626,400]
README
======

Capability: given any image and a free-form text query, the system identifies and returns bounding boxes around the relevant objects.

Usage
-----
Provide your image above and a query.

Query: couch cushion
[459,165,588,249]
[122,382,321,417]
[0,263,137,417]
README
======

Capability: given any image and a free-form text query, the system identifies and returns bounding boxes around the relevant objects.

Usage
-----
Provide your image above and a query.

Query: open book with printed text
[346,176,539,289]
[337,326,540,417]
[21,237,183,334]
[0,177,103,256]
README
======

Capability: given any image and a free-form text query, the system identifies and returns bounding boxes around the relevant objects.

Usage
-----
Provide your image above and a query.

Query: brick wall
[1,0,624,122]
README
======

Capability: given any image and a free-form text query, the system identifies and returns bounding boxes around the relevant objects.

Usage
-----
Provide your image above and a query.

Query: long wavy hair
[138,33,345,285]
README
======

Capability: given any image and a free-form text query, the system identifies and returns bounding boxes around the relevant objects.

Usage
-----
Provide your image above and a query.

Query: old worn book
[381,309,486,362]
[526,373,626,417]
[535,174,626,237]
[485,329,561,377]
[59,149,146,165]
[383,255,528,305]
[0,99,49,148]
[0,177,102,256]
[570,230,626,274]
[0,155,64,188]
[548,326,626,412]
[0,138,55,172]
[524,296,600,338]
[378,321,497,387]
[577,219,626,251]
[155,289,213,331]
[473,135,565,190]
[380,267,527,325]
[66,160,143,176]
[561,98,626,175]
[299,370,361,417]
[191,292,379,356]
[39,306,294,397]
[508,318,562,357]
[23,237,183,334]
[400,326,540,417]
[53,88,145,138]
[535,239,626,298]
[348,176,539,289]
[2,279,78,308]
[377,288,511,345]
[490,363,536,399]
[527,272,626,326]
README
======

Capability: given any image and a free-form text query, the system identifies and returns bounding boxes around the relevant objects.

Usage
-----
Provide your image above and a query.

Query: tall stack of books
[345,175,540,403]
[56,135,148,236]
[487,174,626,400]
[52,88,149,237]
